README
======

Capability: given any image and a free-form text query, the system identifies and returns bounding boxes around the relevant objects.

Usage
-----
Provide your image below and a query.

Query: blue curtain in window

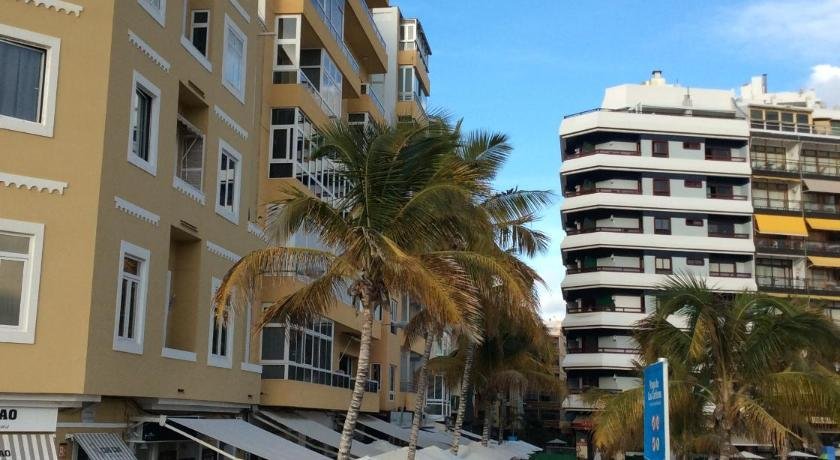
[0,39,45,122]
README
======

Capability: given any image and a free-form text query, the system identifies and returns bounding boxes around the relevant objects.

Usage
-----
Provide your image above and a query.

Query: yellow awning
[807,256,840,268]
[806,217,840,232]
[754,214,808,237]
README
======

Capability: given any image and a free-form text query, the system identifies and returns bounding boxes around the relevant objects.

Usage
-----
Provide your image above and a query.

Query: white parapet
[560,110,749,139]
[561,271,757,291]
[562,232,755,254]
[561,153,752,177]
[562,192,754,215]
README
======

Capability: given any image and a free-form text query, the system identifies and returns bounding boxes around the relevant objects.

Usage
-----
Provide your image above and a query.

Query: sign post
[644,358,669,460]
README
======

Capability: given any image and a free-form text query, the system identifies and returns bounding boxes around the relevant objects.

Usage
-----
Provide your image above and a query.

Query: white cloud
[808,64,840,108]
[721,0,840,61]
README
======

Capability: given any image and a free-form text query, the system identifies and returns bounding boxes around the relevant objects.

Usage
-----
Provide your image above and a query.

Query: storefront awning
[803,178,840,194]
[806,217,840,231]
[0,433,58,460]
[162,417,328,460]
[754,214,808,236]
[807,256,840,268]
[357,415,454,449]
[72,433,136,460]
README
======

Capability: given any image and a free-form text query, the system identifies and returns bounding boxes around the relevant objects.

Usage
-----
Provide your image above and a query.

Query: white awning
[357,416,460,449]
[257,410,395,457]
[164,417,327,460]
[0,433,58,460]
[804,178,840,194]
[72,433,136,460]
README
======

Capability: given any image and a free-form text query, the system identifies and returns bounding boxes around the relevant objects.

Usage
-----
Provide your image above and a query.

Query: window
[654,257,672,274]
[683,141,701,150]
[127,71,161,175]
[389,364,397,401]
[654,217,671,235]
[190,10,210,56]
[175,116,205,193]
[0,25,60,137]
[208,278,234,368]
[653,178,670,196]
[113,241,150,354]
[652,141,669,157]
[138,0,166,26]
[222,15,247,102]
[215,139,242,223]
[686,218,704,227]
[684,179,702,188]
[390,298,398,334]
[273,15,300,84]
[710,260,736,277]
[687,256,704,266]
[0,219,44,344]
[370,363,381,386]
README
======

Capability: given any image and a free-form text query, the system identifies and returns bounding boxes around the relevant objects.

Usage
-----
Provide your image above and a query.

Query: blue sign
[822,445,836,460]
[644,359,670,460]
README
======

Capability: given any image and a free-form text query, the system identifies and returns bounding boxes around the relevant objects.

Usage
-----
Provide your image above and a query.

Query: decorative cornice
[114,196,160,226]
[19,0,83,16]
[172,176,207,205]
[247,222,269,242]
[128,30,171,72]
[213,105,248,139]
[206,241,241,263]
[228,0,251,23]
[0,172,67,194]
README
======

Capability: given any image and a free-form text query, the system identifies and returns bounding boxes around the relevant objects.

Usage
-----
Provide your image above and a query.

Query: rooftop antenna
[683,87,692,107]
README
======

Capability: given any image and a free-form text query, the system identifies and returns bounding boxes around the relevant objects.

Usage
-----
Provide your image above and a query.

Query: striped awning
[72,432,136,460]
[0,433,58,460]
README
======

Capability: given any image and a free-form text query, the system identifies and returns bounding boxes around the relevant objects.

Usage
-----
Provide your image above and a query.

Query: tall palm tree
[213,120,492,460]
[589,275,840,459]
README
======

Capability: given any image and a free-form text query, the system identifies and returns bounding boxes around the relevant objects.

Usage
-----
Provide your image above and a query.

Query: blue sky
[397,0,840,320]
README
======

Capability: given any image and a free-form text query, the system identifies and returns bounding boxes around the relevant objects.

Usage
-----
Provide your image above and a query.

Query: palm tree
[589,275,840,459]
[213,120,491,460]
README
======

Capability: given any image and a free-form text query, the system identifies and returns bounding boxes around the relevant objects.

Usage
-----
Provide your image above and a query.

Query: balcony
[708,230,750,239]
[707,191,749,200]
[260,370,380,411]
[750,119,840,138]
[565,265,644,275]
[562,350,636,370]
[567,347,637,354]
[566,303,644,314]
[343,0,387,73]
[752,197,801,212]
[309,0,360,75]
[560,108,750,139]
[751,155,840,179]
[564,148,640,161]
[755,237,805,253]
[705,148,746,162]
[805,240,840,255]
[804,201,839,214]
[751,156,800,175]
[756,276,840,293]
[709,271,752,278]
[563,186,641,198]
[565,226,642,235]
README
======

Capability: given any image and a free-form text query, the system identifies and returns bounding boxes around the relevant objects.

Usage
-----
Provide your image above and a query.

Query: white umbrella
[788,451,819,458]
[737,451,765,459]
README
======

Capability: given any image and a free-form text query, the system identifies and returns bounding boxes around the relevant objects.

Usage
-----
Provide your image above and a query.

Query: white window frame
[222,14,247,103]
[189,9,210,56]
[0,24,61,138]
[138,0,167,27]
[0,219,44,344]
[127,70,161,176]
[113,241,150,355]
[180,0,212,71]
[208,277,234,368]
[241,301,261,373]
[215,138,243,224]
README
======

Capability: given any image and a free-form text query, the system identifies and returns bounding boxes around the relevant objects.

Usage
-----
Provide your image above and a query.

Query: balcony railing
[309,0,360,74]
[708,230,750,239]
[566,265,644,274]
[756,276,840,292]
[264,364,379,393]
[707,191,749,200]
[356,0,386,49]
[805,240,840,255]
[566,303,645,314]
[705,149,746,162]
[564,148,641,160]
[567,347,637,354]
[751,157,800,174]
[709,271,752,278]
[298,70,338,118]
[752,197,801,212]
[565,226,642,235]
[564,186,641,197]
[361,83,386,118]
[801,159,840,177]
[804,202,839,214]
[755,237,805,252]
[751,155,840,178]
[750,120,840,137]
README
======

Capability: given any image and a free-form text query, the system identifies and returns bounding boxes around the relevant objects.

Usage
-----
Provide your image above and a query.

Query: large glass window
[0,38,45,123]
[261,316,334,372]
[113,241,150,354]
[222,15,247,102]
[0,220,44,344]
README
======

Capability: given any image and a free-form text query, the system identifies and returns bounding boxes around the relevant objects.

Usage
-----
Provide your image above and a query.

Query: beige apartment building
[0,0,434,458]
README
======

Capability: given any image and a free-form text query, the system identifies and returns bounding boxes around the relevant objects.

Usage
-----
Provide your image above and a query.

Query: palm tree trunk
[496,398,503,444]
[337,307,373,460]
[407,334,434,460]
[450,341,475,454]
[481,398,493,447]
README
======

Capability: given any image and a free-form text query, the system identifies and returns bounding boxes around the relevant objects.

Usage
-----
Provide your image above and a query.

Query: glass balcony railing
[566,303,644,314]
[563,186,641,197]
[310,0,360,74]
[750,120,840,137]
[298,70,338,118]
[752,197,801,212]
[756,276,840,292]
[564,226,642,235]
[361,83,386,118]
[566,265,644,274]
[356,0,386,49]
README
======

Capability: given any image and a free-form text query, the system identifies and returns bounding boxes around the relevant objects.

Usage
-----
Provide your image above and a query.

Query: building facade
[559,71,757,451]
[559,71,840,453]
[0,0,434,458]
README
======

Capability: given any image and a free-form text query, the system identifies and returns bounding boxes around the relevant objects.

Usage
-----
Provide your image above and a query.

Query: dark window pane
[192,28,208,55]
[0,39,45,122]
